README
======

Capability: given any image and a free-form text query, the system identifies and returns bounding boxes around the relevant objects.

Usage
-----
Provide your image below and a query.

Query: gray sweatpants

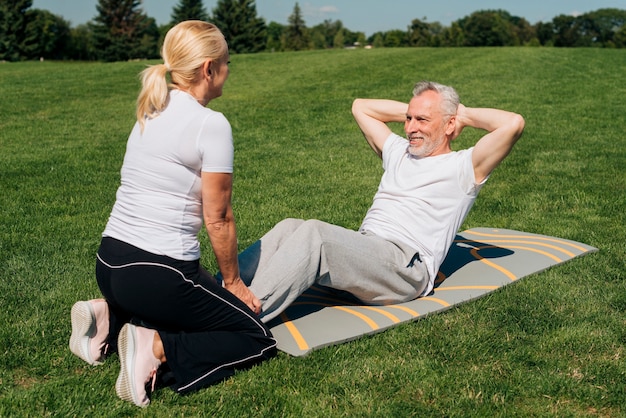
[238,218,429,323]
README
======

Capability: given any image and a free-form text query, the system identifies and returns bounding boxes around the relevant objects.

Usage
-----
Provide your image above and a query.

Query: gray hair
[412,81,459,117]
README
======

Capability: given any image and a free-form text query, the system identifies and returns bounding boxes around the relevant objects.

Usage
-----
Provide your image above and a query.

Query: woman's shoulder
[169,90,229,124]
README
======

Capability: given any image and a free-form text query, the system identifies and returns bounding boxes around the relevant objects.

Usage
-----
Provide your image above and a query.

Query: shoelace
[139,367,158,405]
[148,368,158,393]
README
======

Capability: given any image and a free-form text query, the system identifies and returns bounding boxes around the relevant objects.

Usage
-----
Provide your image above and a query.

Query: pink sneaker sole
[116,324,159,407]
[69,300,108,365]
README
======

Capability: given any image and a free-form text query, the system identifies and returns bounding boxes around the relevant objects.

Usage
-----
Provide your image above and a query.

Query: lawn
[0,47,625,416]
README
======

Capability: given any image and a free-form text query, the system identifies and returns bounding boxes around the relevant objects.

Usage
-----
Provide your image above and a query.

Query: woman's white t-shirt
[103,90,233,260]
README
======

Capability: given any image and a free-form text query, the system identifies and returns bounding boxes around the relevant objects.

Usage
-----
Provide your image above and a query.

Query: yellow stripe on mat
[387,305,420,318]
[420,296,451,307]
[360,306,401,323]
[458,239,576,258]
[279,312,309,351]
[477,245,562,263]
[332,306,380,330]
[463,230,590,253]
[437,285,499,291]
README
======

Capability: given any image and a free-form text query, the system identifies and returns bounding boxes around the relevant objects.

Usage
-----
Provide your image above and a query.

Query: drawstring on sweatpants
[406,252,422,268]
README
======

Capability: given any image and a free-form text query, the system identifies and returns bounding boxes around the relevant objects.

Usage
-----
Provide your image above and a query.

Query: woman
[69,21,276,407]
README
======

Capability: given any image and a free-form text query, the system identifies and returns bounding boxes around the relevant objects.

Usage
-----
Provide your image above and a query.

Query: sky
[32,0,626,37]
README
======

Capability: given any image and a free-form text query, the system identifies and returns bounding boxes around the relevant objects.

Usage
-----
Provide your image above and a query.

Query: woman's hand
[224,277,262,315]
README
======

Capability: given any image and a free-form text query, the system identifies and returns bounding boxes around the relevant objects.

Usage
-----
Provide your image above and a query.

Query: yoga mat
[267,228,598,356]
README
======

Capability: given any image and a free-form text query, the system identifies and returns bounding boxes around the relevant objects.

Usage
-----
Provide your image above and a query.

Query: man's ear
[445,115,457,137]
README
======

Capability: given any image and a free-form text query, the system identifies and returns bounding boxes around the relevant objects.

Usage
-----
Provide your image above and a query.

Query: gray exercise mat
[267,228,598,356]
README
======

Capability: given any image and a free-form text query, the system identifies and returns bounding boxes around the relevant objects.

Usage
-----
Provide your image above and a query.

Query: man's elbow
[511,113,525,140]
[351,98,365,118]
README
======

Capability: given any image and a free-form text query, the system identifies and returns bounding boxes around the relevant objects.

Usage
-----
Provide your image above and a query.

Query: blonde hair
[136,21,228,131]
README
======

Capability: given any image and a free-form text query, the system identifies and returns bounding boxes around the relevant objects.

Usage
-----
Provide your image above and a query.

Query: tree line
[1,0,626,62]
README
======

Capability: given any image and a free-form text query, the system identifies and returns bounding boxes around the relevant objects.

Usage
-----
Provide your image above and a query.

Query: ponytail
[136,63,170,132]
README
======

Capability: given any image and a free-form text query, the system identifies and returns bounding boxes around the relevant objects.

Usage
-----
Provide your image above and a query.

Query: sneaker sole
[69,301,101,365]
[116,324,149,407]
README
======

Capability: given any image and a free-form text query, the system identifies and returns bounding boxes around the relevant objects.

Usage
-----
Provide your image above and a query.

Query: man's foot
[69,299,109,365]
[115,323,161,407]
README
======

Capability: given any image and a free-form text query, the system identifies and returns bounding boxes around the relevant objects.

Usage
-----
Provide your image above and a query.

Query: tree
[509,15,534,45]
[342,28,365,47]
[266,21,284,51]
[383,30,408,47]
[23,9,71,60]
[534,21,554,46]
[439,22,464,46]
[458,10,516,46]
[408,18,433,46]
[309,29,326,49]
[283,2,309,51]
[171,0,209,24]
[614,24,626,47]
[133,15,160,58]
[355,32,367,47]
[309,19,342,49]
[552,14,582,47]
[0,0,32,61]
[426,21,444,47]
[91,0,159,61]
[371,32,384,48]
[333,28,345,48]
[582,8,626,47]
[551,9,626,48]
[211,0,266,54]
[67,24,97,60]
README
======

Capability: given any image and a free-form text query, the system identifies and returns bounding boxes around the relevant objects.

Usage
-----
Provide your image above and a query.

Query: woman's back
[103,89,233,261]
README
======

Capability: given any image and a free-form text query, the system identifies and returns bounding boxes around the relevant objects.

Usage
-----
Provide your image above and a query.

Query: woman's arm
[201,171,261,314]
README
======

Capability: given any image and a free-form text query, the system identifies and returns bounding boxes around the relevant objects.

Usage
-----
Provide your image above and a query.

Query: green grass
[1,47,625,416]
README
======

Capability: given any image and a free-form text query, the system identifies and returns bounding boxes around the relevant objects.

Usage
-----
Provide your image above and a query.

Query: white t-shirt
[103,89,233,260]
[360,133,486,291]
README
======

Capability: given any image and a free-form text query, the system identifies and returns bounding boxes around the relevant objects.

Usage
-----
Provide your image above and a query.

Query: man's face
[404,90,452,158]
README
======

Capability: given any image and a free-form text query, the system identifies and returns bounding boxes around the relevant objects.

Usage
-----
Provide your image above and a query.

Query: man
[230,81,525,322]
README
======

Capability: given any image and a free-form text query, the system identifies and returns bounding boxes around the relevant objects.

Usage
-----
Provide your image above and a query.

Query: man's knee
[300,219,333,235]
[274,218,304,232]
[273,218,343,244]
[275,218,328,237]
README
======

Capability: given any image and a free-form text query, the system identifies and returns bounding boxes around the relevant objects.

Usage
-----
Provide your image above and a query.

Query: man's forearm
[352,98,407,124]
[457,105,523,133]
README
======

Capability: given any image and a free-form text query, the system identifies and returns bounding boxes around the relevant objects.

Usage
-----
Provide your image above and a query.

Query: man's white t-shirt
[103,90,233,260]
[360,133,486,294]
